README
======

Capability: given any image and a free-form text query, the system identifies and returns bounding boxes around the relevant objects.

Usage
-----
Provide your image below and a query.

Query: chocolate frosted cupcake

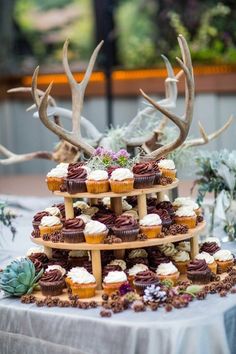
[187,259,213,284]
[200,242,220,255]
[39,269,65,296]
[102,264,122,278]
[28,252,49,269]
[126,249,149,268]
[92,209,116,232]
[62,218,85,243]
[156,209,172,227]
[132,162,155,189]
[133,270,159,295]
[32,211,49,231]
[112,215,139,242]
[156,201,175,217]
[53,203,66,218]
[151,160,162,185]
[148,250,170,271]
[66,167,87,194]
[146,197,158,207]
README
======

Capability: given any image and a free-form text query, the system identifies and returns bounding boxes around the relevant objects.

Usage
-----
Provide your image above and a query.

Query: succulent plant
[0,258,43,297]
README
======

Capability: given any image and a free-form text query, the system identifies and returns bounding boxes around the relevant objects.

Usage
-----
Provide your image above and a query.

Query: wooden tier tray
[30,222,205,252]
[53,179,179,199]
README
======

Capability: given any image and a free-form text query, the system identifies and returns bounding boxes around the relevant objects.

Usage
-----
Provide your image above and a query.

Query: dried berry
[219,290,227,297]
[131,300,146,312]
[165,304,173,312]
[102,293,109,301]
[196,291,207,300]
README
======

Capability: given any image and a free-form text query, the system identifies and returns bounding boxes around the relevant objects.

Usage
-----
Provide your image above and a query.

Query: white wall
[0,93,235,177]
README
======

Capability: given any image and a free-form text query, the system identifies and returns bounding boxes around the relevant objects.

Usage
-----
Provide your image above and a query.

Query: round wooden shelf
[53,179,179,199]
[31,221,205,251]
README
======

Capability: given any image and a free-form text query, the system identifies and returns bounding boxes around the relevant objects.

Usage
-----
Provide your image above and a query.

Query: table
[0,194,236,354]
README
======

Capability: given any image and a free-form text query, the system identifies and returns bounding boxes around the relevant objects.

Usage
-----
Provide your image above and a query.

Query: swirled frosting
[156,201,175,215]
[47,163,69,178]
[77,214,91,224]
[103,270,127,283]
[173,197,199,210]
[158,159,175,170]
[122,199,132,211]
[40,215,61,227]
[175,207,196,217]
[110,168,134,181]
[133,162,154,175]
[213,250,233,261]
[156,262,178,275]
[64,218,85,230]
[195,252,215,264]
[128,249,148,259]
[84,220,107,234]
[69,250,89,258]
[200,242,220,255]
[33,211,49,222]
[159,243,177,257]
[44,207,61,217]
[73,201,89,211]
[173,250,190,262]
[46,265,66,276]
[67,167,87,180]
[87,170,108,181]
[67,267,96,284]
[139,213,162,226]
[109,259,127,270]
[176,241,191,252]
[134,270,158,284]
[40,269,63,282]
[128,264,148,276]
[204,237,221,246]
[92,211,116,226]
[187,259,209,272]
[114,215,138,228]
[26,247,44,256]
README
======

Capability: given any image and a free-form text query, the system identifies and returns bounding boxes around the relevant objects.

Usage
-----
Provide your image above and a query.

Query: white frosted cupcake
[176,241,191,253]
[103,271,127,295]
[156,261,180,284]
[158,159,176,179]
[128,264,148,285]
[44,206,61,217]
[84,220,108,244]
[86,170,109,194]
[213,250,234,273]
[46,163,69,191]
[195,252,217,274]
[173,197,201,215]
[77,214,91,224]
[109,259,127,271]
[109,168,134,193]
[174,207,197,228]
[139,214,162,238]
[172,251,190,274]
[39,215,63,237]
[66,267,96,298]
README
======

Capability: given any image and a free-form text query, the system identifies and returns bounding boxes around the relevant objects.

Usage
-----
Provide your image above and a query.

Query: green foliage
[0,258,43,296]
[0,202,17,241]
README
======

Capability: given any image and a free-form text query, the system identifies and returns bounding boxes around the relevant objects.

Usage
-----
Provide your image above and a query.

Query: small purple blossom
[115,149,130,159]
[119,282,132,295]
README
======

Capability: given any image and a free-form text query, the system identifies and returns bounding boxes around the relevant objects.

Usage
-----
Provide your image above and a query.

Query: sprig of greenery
[0,202,17,241]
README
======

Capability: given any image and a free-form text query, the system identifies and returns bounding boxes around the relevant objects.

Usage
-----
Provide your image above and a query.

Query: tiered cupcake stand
[31,178,205,292]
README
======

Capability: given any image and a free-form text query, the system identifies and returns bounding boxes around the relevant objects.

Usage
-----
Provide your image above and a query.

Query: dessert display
[157,159,176,180]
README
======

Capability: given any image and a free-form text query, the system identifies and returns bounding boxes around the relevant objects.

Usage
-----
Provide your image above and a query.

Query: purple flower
[93,147,105,156]
[115,149,130,159]
[119,282,132,295]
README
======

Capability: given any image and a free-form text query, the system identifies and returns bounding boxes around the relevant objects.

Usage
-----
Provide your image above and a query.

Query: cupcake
[45,264,66,277]
[128,263,148,286]
[204,237,221,246]
[156,262,180,284]
[109,259,127,271]
[156,201,175,217]
[200,242,220,255]
[102,264,122,278]
[66,267,97,298]
[77,214,91,224]
[46,163,69,191]
[92,209,116,232]
[213,250,234,273]
[174,207,197,229]
[172,250,190,274]
[32,211,49,232]
[176,241,191,253]
[126,249,148,268]
[66,166,87,194]
[68,250,89,268]
[173,197,201,216]
[62,218,85,243]
[195,252,217,274]
[151,161,162,185]
[109,168,134,193]
[73,201,90,213]
[148,250,170,271]
[112,215,139,242]
[86,170,109,194]
[157,159,176,179]
[39,215,63,237]
[158,243,177,258]
[122,210,139,220]
[103,271,127,295]
[156,209,173,228]
[39,269,65,296]
[139,214,162,239]
[53,203,66,218]
[133,270,159,295]
[84,220,108,244]
[132,162,155,189]
[27,247,49,269]
[187,259,213,284]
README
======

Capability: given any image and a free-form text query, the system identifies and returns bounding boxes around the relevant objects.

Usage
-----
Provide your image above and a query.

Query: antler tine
[184,115,234,148]
[8,87,57,107]
[63,39,104,136]
[0,144,53,165]
[140,34,194,161]
[38,82,95,155]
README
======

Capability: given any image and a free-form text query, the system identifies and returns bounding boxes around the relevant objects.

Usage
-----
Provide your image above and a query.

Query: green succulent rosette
[0,258,43,297]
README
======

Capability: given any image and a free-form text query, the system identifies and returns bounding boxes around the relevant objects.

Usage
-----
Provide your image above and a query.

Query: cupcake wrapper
[84,230,108,244]
[66,179,87,194]
[133,280,159,295]
[140,225,162,239]
[46,177,63,192]
[86,180,110,194]
[187,271,212,284]
[70,283,97,298]
[134,174,155,189]
[153,172,162,185]
[62,229,85,243]
[39,280,65,296]
[112,227,139,242]
[160,168,176,179]
[39,224,63,237]
[109,179,134,193]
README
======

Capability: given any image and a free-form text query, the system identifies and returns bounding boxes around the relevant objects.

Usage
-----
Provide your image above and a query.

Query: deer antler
[140,34,194,160]
[31,39,104,156]
[0,144,53,165]
[183,115,234,148]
